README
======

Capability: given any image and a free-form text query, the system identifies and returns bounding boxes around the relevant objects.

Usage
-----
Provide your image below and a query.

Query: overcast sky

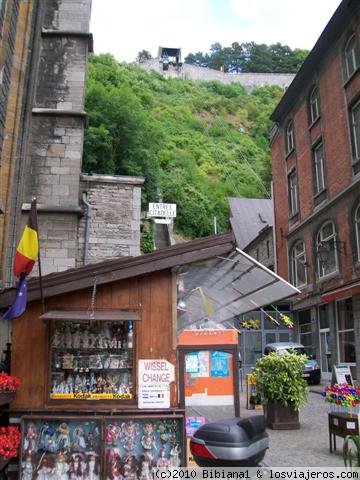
[90,0,342,63]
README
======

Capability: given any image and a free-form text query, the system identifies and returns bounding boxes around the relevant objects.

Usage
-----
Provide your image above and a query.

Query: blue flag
[3,274,27,319]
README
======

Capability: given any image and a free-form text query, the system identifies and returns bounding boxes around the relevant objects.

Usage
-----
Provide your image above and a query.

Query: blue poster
[185,352,200,373]
[210,351,230,377]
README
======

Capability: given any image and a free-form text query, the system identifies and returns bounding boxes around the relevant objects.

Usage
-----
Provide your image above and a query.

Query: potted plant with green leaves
[252,351,308,429]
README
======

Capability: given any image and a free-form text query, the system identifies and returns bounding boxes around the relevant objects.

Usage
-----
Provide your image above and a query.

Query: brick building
[271,0,360,380]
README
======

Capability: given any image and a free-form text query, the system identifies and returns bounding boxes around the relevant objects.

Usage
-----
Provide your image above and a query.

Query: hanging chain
[89,276,97,319]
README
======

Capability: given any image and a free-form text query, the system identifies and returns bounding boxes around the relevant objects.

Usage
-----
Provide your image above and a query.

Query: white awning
[177,248,300,330]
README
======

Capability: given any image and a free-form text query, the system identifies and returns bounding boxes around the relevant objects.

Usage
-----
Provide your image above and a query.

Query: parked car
[263,342,321,385]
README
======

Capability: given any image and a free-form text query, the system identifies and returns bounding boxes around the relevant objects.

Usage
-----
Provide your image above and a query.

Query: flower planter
[0,392,15,407]
[264,401,300,430]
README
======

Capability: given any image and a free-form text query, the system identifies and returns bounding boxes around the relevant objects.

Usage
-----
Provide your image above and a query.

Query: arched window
[290,241,307,287]
[355,203,360,262]
[285,120,295,154]
[309,86,320,124]
[344,35,360,80]
[316,221,338,278]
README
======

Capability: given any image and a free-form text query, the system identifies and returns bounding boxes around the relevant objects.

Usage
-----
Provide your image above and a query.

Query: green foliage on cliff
[83,54,283,238]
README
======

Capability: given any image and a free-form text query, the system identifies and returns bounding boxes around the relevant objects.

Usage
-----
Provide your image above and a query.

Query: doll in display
[22,456,34,480]
[122,420,139,452]
[65,325,73,348]
[53,451,70,480]
[38,423,57,453]
[106,422,121,446]
[36,456,54,480]
[72,329,81,349]
[71,454,87,480]
[56,422,71,451]
[72,425,87,452]
[141,422,156,451]
[137,453,153,480]
[169,442,181,468]
[106,448,122,480]
[123,454,137,480]
[156,448,169,468]
[24,422,38,456]
[86,452,100,480]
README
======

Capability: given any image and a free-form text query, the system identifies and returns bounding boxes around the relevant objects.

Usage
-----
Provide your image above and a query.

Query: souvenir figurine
[72,329,81,349]
[156,448,169,468]
[53,451,70,480]
[65,326,73,348]
[140,434,155,451]
[81,328,90,349]
[86,451,100,480]
[22,456,34,480]
[36,456,54,480]
[169,443,181,468]
[23,422,38,456]
[52,328,62,348]
[72,425,87,452]
[56,422,71,451]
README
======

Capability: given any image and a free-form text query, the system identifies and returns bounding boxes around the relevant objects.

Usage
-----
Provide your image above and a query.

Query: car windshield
[277,347,307,356]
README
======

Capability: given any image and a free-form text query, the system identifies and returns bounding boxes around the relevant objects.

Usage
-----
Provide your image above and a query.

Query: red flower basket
[0,426,21,459]
[0,373,21,406]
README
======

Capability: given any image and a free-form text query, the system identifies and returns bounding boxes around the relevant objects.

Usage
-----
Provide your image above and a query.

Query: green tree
[137,50,152,63]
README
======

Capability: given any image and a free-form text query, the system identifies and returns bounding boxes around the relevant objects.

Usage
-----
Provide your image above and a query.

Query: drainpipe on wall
[82,192,91,265]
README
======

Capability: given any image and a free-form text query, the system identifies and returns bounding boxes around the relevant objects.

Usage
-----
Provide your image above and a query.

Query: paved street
[186,382,346,467]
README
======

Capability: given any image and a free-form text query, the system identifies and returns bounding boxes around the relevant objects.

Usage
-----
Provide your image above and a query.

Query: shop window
[285,120,295,155]
[288,169,299,217]
[299,310,314,357]
[316,221,339,278]
[337,298,355,364]
[309,86,321,124]
[289,240,307,287]
[350,99,360,164]
[50,319,134,400]
[356,203,360,262]
[313,141,326,195]
[344,34,360,80]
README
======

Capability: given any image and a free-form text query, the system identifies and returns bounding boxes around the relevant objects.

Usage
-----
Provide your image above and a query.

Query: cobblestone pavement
[186,382,346,467]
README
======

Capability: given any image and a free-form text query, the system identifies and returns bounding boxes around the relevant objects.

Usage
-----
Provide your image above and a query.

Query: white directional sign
[148,203,177,218]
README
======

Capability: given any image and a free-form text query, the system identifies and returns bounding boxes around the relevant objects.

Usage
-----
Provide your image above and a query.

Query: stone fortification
[139,59,295,92]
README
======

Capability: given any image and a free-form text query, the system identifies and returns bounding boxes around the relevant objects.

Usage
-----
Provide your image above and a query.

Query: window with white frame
[355,203,360,262]
[350,100,360,161]
[288,169,298,216]
[285,120,295,155]
[316,221,338,278]
[313,141,326,194]
[290,241,307,287]
[344,35,360,80]
[309,86,320,124]
[337,298,355,364]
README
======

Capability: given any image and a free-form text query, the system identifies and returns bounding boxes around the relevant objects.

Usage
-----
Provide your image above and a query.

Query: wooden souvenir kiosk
[1,233,237,478]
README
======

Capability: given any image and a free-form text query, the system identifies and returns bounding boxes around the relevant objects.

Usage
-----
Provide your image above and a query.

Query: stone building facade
[271,0,360,380]
[0,1,145,355]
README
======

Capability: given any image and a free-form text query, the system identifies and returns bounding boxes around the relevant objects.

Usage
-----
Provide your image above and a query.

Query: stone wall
[140,59,295,92]
[78,174,144,265]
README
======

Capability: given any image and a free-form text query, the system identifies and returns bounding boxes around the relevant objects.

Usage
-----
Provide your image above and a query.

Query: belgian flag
[13,199,39,277]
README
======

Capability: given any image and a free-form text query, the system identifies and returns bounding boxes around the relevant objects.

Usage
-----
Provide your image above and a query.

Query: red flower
[0,373,21,392]
[0,426,21,458]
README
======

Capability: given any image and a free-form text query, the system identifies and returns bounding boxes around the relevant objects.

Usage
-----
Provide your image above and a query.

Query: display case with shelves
[49,320,134,400]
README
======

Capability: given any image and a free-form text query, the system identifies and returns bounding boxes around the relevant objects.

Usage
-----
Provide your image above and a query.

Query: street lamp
[317,242,331,266]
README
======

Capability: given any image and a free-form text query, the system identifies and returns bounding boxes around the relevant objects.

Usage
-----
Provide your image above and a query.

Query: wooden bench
[328,412,359,452]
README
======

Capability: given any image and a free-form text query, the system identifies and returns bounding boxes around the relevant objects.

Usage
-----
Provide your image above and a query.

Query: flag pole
[33,198,46,314]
